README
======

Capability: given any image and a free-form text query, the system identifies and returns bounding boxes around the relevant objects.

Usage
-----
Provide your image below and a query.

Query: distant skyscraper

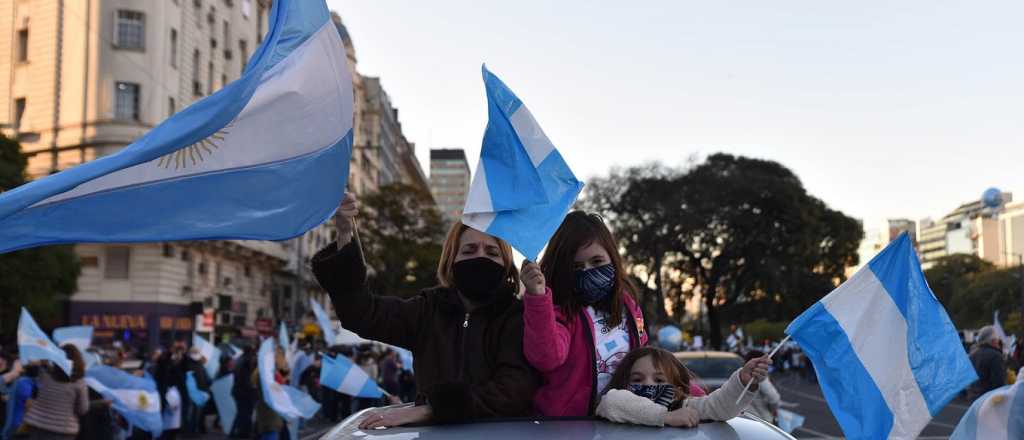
[430,149,471,221]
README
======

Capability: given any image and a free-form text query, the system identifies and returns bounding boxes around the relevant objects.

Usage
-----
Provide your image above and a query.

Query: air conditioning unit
[216,311,232,326]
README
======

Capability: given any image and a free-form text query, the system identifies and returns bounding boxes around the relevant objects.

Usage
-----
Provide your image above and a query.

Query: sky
[326,0,1024,229]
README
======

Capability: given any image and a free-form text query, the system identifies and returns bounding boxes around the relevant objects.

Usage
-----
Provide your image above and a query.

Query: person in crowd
[967,325,1006,401]
[596,347,769,428]
[182,347,209,435]
[22,345,90,439]
[160,383,181,440]
[521,211,648,416]
[230,345,257,439]
[1,355,25,440]
[252,348,287,440]
[379,350,401,398]
[312,193,539,429]
[742,350,781,423]
[351,348,379,413]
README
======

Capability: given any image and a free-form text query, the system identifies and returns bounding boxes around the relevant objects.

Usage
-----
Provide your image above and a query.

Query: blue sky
[326,0,1024,228]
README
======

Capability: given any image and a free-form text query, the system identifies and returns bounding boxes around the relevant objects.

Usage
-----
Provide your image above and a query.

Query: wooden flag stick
[736,334,792,405]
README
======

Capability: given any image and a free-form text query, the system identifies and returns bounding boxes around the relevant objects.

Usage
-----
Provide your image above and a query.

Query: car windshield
[682,358,743,379]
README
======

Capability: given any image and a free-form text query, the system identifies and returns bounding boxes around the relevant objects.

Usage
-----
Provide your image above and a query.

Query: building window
[192,50,202,96]
[115,82,140,121]
[221,74,228,89]
[104,246,131,279]
[169,28,178,68]
[207,61,215,94]
[239,40,248,72]
[162,243,175,257]
[114,10,145,50]
[16,29,28,62]
[223,21,231,60]
[14,98,26,131]
[168,97,176,117]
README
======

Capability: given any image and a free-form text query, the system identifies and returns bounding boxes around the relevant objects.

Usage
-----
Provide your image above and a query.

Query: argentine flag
[211,374,237,435]
[192,333,221,379]
[310,298,337,345]
[258,339,320,420]
[462,66,584,260]
[950,378,1023,440]
[786,233,977,440]
[53,326,93,352]
[320,353,383,398]
[185,371,210,407]
[17,308,71,375]
[85,365,163,436]
[0,0,353,253]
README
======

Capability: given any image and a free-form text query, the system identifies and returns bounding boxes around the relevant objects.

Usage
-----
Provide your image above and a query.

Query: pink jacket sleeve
[522,288,573,372]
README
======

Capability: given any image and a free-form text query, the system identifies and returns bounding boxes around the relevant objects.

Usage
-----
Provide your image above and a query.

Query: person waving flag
[17,308,71,375]
[0,0,353,253]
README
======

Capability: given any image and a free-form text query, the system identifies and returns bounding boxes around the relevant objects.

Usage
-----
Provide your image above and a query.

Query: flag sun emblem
[156,124,232,170]
[35,338,49,347]
[138,393,149,409]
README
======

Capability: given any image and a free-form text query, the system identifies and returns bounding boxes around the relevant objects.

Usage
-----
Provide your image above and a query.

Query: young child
[596,347,771,428]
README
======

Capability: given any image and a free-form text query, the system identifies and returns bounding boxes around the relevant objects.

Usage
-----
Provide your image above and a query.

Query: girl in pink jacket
[520,211,651,416]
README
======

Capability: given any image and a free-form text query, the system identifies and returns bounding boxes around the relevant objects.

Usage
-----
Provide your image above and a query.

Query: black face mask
[453,257,507,302]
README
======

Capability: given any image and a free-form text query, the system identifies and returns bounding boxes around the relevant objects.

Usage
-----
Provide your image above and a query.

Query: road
[772,371,970,439]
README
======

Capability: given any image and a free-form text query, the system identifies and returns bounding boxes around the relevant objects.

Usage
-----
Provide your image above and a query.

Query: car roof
[674,350,743,360]
[321,410,796,440]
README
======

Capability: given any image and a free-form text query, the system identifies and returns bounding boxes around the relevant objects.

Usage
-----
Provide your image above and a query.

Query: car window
[682,358,743,379]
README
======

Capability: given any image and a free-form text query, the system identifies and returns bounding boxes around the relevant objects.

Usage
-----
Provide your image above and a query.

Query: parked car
[675,351,745,393]
[320,406,797,440]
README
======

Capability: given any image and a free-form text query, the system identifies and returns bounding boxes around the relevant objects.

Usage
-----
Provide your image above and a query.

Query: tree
[0,134,80,337]
[925,254,1022,334]
[358,183,447,298]
[923,253,994,308]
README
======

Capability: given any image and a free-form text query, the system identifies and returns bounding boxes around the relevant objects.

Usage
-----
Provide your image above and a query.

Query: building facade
[916,192,1014,270]
[429,148,470,221]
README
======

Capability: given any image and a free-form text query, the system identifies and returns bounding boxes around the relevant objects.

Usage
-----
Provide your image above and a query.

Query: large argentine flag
[0,0,353,253]
[17,308,72,375]
[258,338,320,420]
[462,66,584,260]
[310,298,337,345]
[786,233,977,440]
[320,353,383,398]
[53,326,93,352]
[950,379,1023,440]
[85,365,163,436]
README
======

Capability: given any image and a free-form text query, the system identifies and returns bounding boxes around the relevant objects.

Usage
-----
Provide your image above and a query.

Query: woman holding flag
[21,345,89,439]
[312,193,539,429]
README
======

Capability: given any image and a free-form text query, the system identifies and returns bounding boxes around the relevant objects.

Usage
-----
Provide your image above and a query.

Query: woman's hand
[358,405,432,430]
[665,406,699,428]
[334,192,359,246]
[520,261,546,296]
[739,356,771,386]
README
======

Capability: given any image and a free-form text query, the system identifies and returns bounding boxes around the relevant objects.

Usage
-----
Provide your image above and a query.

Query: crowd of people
[0,338,414,440]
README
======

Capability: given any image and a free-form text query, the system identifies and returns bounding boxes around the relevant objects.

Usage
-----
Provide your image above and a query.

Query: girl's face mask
[628,383,676,408]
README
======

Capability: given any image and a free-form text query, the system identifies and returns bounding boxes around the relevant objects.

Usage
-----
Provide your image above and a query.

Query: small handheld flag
[310,298,338,345]
[258,339,320,420]
[185,371,210,407]
[85,365,163,436]
[211,374,237,434]
[17,308,71,375]
[320,353,383,398]
[192,334,221,379]
[53,326,93,352]
[462,65,584,259]
[785,233,976,440]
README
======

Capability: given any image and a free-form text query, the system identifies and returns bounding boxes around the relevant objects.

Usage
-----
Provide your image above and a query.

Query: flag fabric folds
[279,322,290,352]
[185,371,210,407]
[320,353,382,398]
[785,233,977,440]
[84,365,163,436]
[310,298,337,345]
[192,334,221,379]
[776,409,806,434]
[53,326,93,352]
[462,65,584,260]
[290,351,313,388]
[0,0,353,254]
[211,374,237,435]
[950,380,1023,440]
[258,339,320,420]
[17,308,71,375]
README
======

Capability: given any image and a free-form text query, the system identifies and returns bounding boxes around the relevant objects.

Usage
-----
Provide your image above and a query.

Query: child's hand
[520,261,546,296]
[665,407,699,428]
[739,355,771,386]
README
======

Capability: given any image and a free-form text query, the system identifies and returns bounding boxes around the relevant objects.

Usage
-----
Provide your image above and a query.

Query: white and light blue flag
[0,0,353,253]
[290,351,313,388]
[278,322,290,352]
[85,365,163,437]
[310,298,337,345]
[53,326,93,352]
[82,350,102,369]
[258,339,320,420]
[776,409,806,434]
[185,371,210,407]
[211,374,237,435]
[950,380,1023,440]
[192,334,221,379]
[462,66,584,260]
[17,308,71,375]
[786,233,977,440]
[320,353,383,398]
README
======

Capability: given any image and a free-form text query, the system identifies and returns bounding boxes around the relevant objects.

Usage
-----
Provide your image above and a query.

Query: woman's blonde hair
[436,222,520,291]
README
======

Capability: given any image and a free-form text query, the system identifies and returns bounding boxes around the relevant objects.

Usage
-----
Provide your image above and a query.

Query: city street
[773,372,969,439]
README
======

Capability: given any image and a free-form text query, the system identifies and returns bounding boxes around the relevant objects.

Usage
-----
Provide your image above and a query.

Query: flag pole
[736,334,792,405]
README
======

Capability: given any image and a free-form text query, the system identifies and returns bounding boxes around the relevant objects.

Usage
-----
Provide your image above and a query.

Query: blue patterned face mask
[628,384,676,408]
[575,264,615,305]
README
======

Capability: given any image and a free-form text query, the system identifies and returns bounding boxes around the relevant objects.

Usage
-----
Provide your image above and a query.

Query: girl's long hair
[602,347,692,400]
[539,211,637,328]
